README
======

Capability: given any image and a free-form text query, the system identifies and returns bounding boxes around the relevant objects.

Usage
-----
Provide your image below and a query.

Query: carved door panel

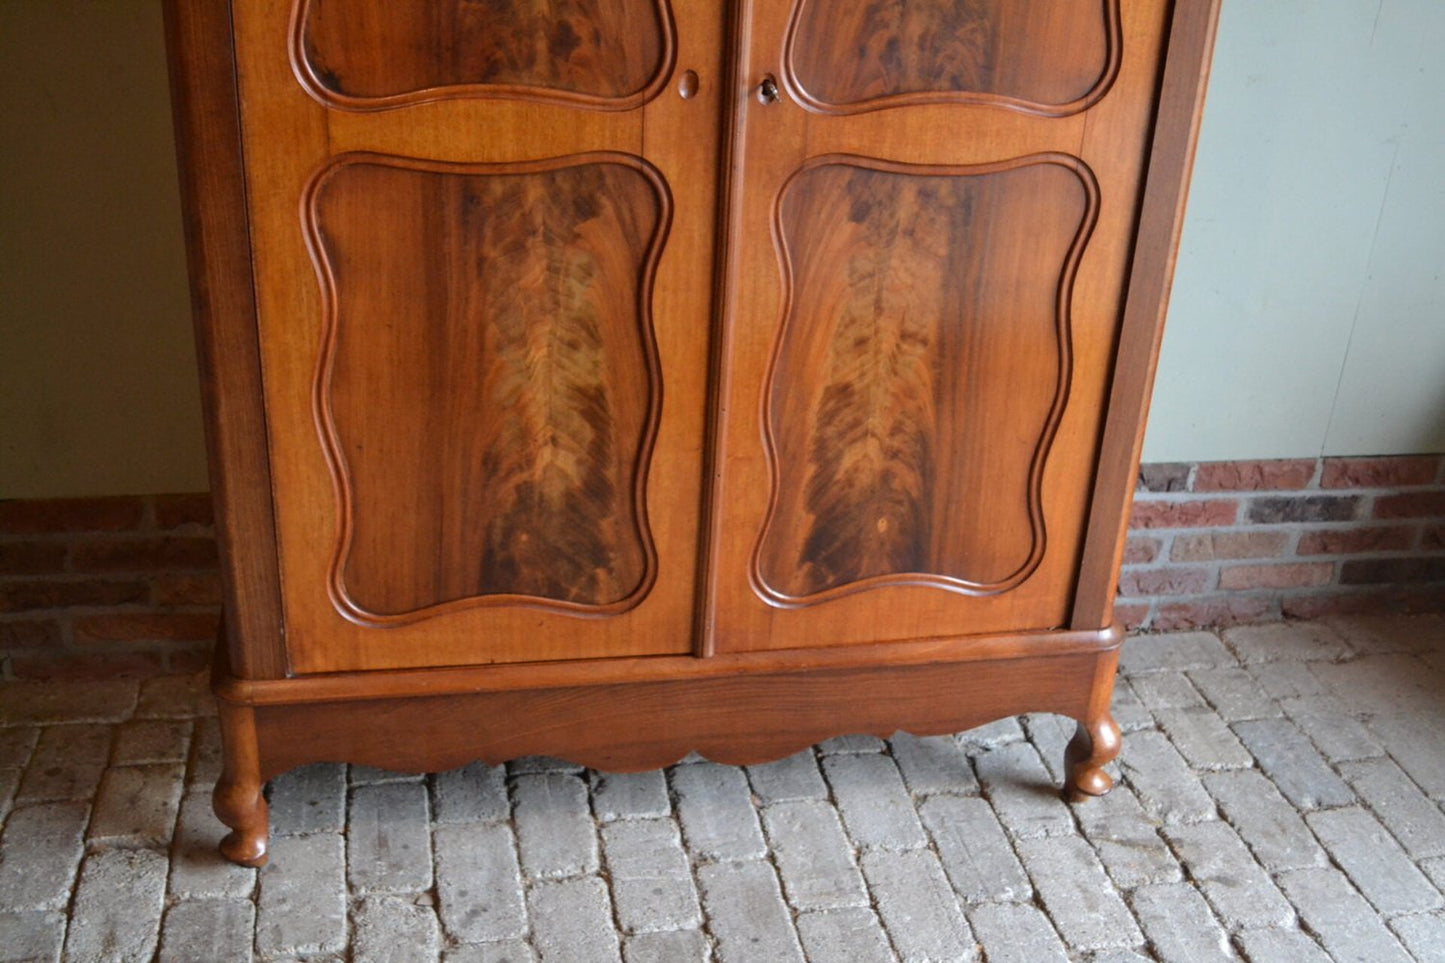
[230,0,724,673]
[704,0,1173,651]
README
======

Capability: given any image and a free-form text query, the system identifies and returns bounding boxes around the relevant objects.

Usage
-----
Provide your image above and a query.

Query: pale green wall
[1144,0,1445,461]
[1,1,1441,499]
[0,0,208,498]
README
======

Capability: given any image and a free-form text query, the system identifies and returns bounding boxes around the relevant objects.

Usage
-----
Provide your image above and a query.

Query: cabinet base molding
[212,626,1123,866]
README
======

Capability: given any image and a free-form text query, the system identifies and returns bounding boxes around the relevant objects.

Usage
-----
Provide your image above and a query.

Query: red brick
[70,536,218,574]
[1424,525,1445,551]
[1373,491,1445,520]
[0,618,63,648]
[1247,496,1361,524]
[166,645,215,674]
[1219,562,1334,591]
[154,493,214,530]
[1123,537,1162,564]
[74,612,221,644]
[0,578,148,613]
[0,496,144,534]
[1193,459,1315,492]
[1137,463,1192,493]
[0,540,68,575]
[1113,603,1151,631]
[1171,531,1288,562]
[1129,499,1239,530]
[1118,567,1213,597]
[10,651,165,681]
[1296,527,1414,556]
[1151,596,1274,632]
[1340,558,1445,585]
[1321,456,1440,490]
[1282,591,1397,620]
[150,573,223,607]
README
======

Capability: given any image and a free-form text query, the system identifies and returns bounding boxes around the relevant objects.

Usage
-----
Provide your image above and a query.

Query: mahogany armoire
[165,0,1219,865]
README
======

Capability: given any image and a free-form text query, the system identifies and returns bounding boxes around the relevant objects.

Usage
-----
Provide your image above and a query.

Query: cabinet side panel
[163,0,286,678]
[1072,0,1222,629]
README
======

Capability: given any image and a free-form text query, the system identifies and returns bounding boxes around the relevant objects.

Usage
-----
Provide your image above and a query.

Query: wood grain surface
[785,0,1120,114]
[295,0,674,109]
[310,155,666,620]
[757,156,1094,602]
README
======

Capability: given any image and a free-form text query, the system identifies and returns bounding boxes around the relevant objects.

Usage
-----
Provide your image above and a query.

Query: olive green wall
[1,0,1441,498]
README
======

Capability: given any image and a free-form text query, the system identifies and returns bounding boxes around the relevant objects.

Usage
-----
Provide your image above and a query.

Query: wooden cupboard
[165,0,1219,865]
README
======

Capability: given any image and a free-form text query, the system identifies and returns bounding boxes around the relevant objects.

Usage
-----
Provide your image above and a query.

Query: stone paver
[347,780,433,893]
[1391,912,1445,963]
[513,772,597,879]
[746,750,828,805]
[157,899,253,963]
[1203,769,1326,872]
[2,616,1444,961]
[255,833,347,957]
[1163,820,1295,931]
[795,908,893,963]
[351,896,442,963]
[974,741,1075,838]
[967,902,1067,963]
[0,910,64,963]
[1130,881,1235,962]
[64,848,168,963]
[1340,756,1445,859]
[1117,729,1217,825]
[697,860,803,963]
[601,818,701,933]
[671,762,766,861]
[267,763,346,836]
[861,849,975,962]
[622,929,709,963]
[1015,835,1144,952]
[919,794,1031,902]
[1232,717,1354,809]
[762,799,868,911]
[433,762,509,824]
[1073,785,1183,890]
[434,822,527,943]
[1305,806,1443,916]
[1277,867,1413,963]
[821,752,927,851]
[590,769,670,821]
[529,876,622,963]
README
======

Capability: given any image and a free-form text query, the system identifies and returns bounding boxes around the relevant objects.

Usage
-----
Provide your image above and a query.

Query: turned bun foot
[1064,715,1122,803]
[214,776,269,867]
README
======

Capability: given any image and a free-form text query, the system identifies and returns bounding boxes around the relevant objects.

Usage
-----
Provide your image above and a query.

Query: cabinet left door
[226,0,724,673]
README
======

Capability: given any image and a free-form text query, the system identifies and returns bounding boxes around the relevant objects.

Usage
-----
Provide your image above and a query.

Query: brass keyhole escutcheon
[757,74,780,105]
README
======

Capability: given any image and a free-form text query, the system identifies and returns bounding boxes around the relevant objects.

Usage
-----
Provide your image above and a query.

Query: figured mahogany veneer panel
[785,0,1120,115]
[294,0,675,110]
[756,156,1097,603]
[308,154,668,623]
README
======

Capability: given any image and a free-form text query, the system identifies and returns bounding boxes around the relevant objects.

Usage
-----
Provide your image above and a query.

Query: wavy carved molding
[783,0,1121,116]
[290,0,676,112]
[304,152,671,626]
[753,153,1099,607]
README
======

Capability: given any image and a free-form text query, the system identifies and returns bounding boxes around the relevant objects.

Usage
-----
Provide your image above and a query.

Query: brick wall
[2,455,1442,676]
[1122,455,1445,631]
[0,495,221,680]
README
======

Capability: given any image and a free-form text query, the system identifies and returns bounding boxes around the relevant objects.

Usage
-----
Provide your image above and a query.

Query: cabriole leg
[1064,715,1122,802]
[214,701,269,867]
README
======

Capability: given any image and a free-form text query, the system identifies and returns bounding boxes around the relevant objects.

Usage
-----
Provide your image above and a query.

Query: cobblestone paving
[1,614,1444,961]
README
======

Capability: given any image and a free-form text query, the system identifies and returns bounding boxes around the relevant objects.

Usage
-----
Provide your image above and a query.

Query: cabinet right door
[705,0,1173,652]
